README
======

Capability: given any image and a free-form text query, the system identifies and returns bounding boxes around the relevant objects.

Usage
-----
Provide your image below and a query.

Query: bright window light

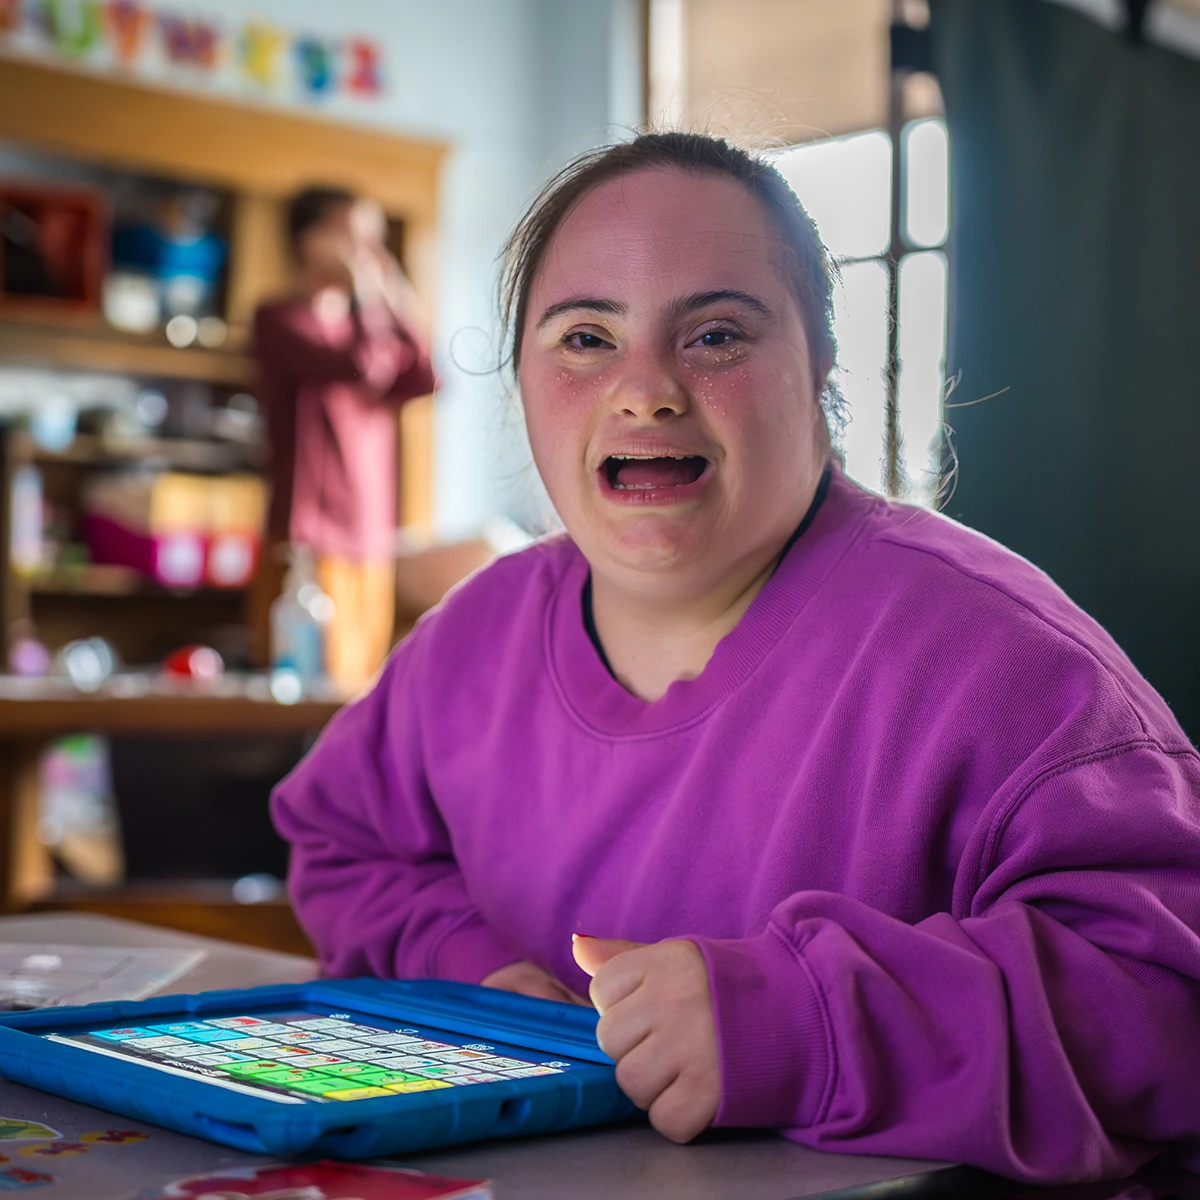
[834,259,890,491]
[904,118,949,249]
[775,130,892,260]
[897,250,949,492]
[778,117,949,502]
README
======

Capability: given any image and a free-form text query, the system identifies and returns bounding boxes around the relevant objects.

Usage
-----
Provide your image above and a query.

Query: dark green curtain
[928,0,1200,745]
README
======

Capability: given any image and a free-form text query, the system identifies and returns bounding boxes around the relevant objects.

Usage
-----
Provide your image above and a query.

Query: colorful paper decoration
[43,0,102,57]
[238,20,285,88]
[0,1,384,101]
[295,35,334,95]
[0,0,22,35]
[159,14,219,69]
[346,36,382,96]
[104,0,152,68]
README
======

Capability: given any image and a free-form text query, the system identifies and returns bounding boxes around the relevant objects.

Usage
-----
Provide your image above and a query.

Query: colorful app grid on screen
[45,1010,572,1104]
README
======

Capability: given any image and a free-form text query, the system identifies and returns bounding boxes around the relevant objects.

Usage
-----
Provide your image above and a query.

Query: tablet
[0,978,638,1157]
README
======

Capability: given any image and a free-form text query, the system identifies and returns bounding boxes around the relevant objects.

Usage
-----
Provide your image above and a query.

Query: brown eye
[564,332,610,350]
[689,326,741,349]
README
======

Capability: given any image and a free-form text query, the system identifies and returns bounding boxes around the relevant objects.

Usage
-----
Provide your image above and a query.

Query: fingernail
[572,933,596,941]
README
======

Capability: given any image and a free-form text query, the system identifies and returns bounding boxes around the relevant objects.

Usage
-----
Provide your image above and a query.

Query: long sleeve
[692,742,1200,1183]
[254,300,435,404]
[270,634,519,984]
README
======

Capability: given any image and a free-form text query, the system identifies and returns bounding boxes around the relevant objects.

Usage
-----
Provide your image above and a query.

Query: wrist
[687,927,833,1129]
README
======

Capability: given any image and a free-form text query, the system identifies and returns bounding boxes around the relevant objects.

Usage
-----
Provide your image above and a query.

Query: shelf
[25,564,245,598]
[27,564,142,596]
[18,431,264,473]
[0,317,253,387]
[0,679,345,736]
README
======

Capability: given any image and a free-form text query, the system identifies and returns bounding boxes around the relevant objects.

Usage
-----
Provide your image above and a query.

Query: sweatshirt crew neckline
[546,461,876,739]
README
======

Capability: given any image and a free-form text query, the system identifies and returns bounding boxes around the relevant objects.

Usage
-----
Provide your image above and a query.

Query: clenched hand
[572,935,721,1143]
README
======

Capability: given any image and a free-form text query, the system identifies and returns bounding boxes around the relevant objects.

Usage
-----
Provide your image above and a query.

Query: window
[775,117,949,502]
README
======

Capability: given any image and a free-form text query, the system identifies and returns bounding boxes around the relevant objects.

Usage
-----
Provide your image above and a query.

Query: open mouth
[602,454,709,490]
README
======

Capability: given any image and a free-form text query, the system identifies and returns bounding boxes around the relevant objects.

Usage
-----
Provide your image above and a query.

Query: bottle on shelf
[269,544,334,703]
[9,463,44,575]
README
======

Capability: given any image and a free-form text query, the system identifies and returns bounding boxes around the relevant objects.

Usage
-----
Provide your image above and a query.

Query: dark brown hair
[498,131,839,423]
[286,184,357,254]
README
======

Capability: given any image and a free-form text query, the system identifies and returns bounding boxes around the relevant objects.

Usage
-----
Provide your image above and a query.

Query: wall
[1,0,644,537]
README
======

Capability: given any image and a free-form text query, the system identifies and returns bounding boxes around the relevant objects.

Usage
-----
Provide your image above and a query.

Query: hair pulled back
[287,184,357,253]
[499,131,839,421]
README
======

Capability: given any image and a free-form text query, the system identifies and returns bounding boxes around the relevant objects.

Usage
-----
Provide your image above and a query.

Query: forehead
[531,167,791,306]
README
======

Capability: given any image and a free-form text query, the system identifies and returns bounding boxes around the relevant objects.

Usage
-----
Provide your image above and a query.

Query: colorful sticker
[0,1125,59,1145]
[0,1168,55,1191]
[80,1129,147,1145]
[18,1142,87,1158]
[134,1159,484,1198]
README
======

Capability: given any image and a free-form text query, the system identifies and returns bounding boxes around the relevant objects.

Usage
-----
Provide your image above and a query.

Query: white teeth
[609,454,695,461]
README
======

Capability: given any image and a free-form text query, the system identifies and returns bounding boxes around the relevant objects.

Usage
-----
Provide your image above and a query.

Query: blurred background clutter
[0,0,1196,955]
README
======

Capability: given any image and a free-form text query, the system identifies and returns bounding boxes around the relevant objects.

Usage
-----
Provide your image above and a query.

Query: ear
[571,934,644,978]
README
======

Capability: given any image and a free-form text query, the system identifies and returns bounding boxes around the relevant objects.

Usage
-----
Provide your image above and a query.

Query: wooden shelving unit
[0,55,445,526]
[0,56,446,667]
[26,564,241,598]
[0,318,254,387]
[18,431,263,473]
[0,59,448,946]
[3,424,257,664]
[27,564,152,596]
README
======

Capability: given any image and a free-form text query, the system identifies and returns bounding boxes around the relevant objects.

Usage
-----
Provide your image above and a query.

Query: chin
[590,513,714,578]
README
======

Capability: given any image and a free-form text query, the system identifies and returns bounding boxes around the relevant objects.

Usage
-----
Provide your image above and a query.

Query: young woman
[272,134,1200,1183]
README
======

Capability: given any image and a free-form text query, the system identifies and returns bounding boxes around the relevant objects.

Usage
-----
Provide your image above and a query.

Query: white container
[10,464,43,575]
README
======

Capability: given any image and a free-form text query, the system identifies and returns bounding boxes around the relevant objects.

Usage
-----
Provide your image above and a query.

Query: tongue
[615,457,703,488]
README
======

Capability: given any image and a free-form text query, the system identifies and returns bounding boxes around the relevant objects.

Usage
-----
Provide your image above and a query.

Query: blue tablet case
[0,978,639,1158]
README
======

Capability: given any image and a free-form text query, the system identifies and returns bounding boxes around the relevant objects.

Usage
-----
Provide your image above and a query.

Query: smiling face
[519,166,831,602]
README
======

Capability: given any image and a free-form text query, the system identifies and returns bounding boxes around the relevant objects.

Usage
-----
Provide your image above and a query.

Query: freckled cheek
[691,370,811,474]
[522,368,604,475]
[689,368,779,431]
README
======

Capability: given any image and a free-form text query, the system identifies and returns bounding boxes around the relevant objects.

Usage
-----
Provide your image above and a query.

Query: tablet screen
[45,1010,571,1105]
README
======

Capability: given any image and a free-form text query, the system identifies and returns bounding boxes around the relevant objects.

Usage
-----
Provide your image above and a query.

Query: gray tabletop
[0,914,948,1200]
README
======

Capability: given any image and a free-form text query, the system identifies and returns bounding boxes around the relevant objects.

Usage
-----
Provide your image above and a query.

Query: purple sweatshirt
[273,465,1200,1183]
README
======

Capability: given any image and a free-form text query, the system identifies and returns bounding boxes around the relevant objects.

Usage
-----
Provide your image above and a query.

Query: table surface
[0,913,952,1200]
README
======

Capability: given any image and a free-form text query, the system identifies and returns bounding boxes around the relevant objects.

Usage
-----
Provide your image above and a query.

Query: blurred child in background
[253,186,435,690]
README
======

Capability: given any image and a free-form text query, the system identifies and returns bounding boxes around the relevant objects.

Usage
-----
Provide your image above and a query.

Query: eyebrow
[534,288,772,329]
[671,289,773,319]
[535,297,625,327]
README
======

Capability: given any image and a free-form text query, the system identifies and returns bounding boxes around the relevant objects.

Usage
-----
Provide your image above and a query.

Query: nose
[609,342,689,420]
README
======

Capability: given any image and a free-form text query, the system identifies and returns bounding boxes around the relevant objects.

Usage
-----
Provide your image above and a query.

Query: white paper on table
[0,943,205,1008]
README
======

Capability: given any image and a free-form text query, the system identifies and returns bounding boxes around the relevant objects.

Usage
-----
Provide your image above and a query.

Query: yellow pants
[316,556,397,693]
